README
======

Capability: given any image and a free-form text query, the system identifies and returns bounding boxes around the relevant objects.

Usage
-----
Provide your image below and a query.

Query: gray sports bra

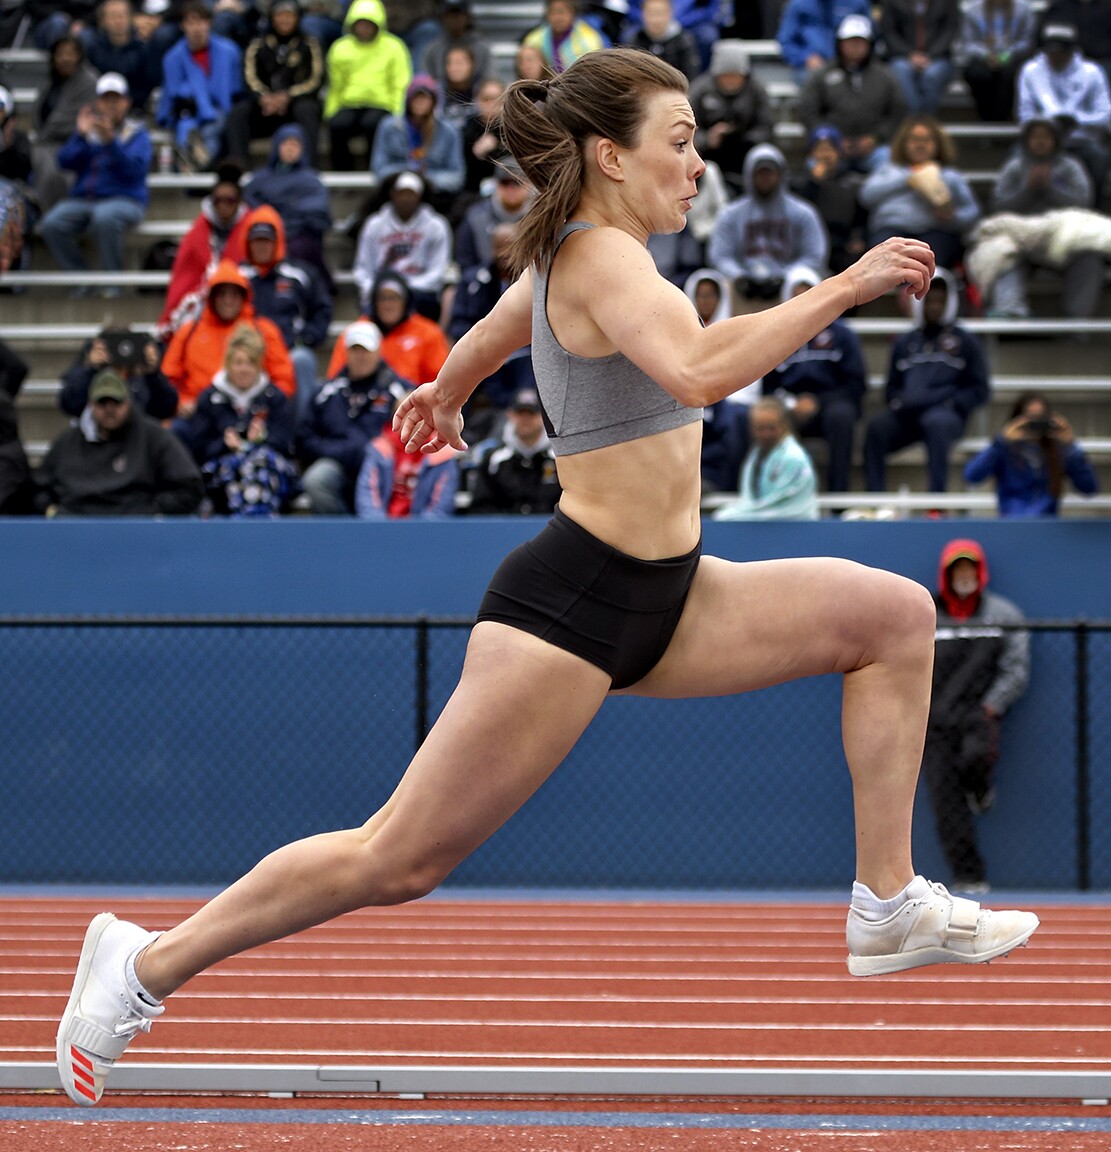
[530,221,703,457]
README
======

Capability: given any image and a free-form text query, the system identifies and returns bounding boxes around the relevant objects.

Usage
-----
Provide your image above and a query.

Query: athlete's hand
[393,382,467,455]
[842,237,936,308]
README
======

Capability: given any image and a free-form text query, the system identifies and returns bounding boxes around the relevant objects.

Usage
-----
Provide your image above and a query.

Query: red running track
[3,894,1110,1074]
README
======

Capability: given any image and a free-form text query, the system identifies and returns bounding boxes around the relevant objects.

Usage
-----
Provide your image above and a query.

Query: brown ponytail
[497,48,688,276]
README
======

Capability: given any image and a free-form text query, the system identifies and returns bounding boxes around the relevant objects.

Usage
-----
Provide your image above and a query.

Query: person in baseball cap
[344,320,382,351]
[95,72,130,99]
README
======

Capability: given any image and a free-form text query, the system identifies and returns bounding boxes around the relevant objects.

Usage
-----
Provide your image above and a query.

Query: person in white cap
[38,72,151,291]
[880,0,962,116]
[777,0,871,84]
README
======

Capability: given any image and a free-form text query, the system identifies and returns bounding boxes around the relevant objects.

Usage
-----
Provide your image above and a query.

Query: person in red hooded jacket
[923,538,1030,894]
[160,259,294,415]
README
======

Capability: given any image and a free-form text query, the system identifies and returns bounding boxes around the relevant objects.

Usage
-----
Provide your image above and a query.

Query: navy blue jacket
[886,324,989,417]
[766,318,867,412]
[176,375,296,464]
[241,257,333,350]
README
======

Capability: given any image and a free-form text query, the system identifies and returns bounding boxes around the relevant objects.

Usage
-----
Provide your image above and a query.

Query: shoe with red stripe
[56,913,164,1106]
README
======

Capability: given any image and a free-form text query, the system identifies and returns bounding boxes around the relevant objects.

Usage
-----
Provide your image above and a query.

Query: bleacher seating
[2,2,1110,518]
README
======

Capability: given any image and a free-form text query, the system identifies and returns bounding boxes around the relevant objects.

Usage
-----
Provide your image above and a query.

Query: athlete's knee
[882,572,937,651]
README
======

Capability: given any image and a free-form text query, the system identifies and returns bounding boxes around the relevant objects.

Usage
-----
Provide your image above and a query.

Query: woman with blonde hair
[58,49,1037,1110]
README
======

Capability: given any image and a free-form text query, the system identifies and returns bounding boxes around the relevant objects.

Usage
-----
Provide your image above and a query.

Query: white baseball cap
[837,14,873,40]
[96,72,130,97]
[344,320,382,351]
[393,171,424,196]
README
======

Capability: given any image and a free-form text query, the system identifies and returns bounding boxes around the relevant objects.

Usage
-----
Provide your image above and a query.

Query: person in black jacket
[626,0,700,81]
[58,327,179,420]
[35,370,203,516]
[881,0,962,115]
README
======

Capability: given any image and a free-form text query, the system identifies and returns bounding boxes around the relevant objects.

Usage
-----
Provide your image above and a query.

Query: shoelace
[113,1008,155,1041]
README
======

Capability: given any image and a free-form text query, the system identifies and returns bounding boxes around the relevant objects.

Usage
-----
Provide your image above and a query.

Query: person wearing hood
[158,162,252,341]
[324,0,412,171]
[799,16,906,175]
[242,123,334,291]
[1016,23,1111,202]
[161,258,295,414]
[34,369,203,517]
[370,72,465,209]
[924,539,1029,893]
[687,40,774,192]
[465,386,562,515]
[790,125,868,274]
[420,0,495,87]
[328,268,450,388]
[960,0,1037,123]
[39,72,151,286]
[175,322,299,517]
[764,267,865,492]
[707,143,829,309]
[963,390,1098,516]
[776,0,871,83]
[225,0,325,166]
[239,205,333,419]
[972,116,1103,320]
[626,0,700,80]
[859,115,980,271]
[353,171,454,321]
[299,319,411,514]
[863,268,990,493]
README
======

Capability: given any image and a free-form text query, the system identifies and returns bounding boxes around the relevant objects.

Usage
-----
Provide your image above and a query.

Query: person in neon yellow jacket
[323,0,412,170]
[522,0,605,74]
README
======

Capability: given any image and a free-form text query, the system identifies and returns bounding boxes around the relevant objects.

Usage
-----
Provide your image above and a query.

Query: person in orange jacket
[160,259,295,415]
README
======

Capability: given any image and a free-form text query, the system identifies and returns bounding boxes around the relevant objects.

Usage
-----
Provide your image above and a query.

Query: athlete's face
[620,89,704,238]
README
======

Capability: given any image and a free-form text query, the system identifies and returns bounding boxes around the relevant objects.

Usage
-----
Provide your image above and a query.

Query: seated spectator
[963,391,1099,516]
[157,162,251,341]
[863,269,990,494]
[239,205,333,420]
[327,270,450,388]
[242,123,333,291]
[0,389,33,515]
[39,73,151,290]
[225,0,325,167]
[156,0,244,171]
[460,75,508,197]
[859,115,980,271]
[626,0,700,81]
[880,0,962,116]
[34,369,204,517]
[323,0,412,172]
[707,144,829,312]
[354,395,459,518]
[688,39,773,193]
[449,221,533,437]
[1039,0,1111,88]
[776,0,871,85]
[0,88,32,273]
[455,157,533,278]
[59,326,179,419]
[713,397,820,521]
[161,258,294,414]
[960,0,1036,123]
[81,0,160,111]
[299,320,411,514]
[967,116,1104,321]
[522,0,606,75]
[420,0,494,86]
[289,0,344,55]
[26,0,98,52]
[174,323,300,517]
[353,172,453,321]
[465,387,561,516]
[765,267,866,493]
[790,125,868,274]
[31,36,100,214]
[515,42,555,82]
[1017,23,1111,203]
[627,0,728,72]
[439,45,482,134]
[382,0,440,67]
[799,16,906,175]
[370,73,465,213]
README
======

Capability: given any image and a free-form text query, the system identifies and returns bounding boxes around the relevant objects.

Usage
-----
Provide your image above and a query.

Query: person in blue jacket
[963,391,1098,517]
[777,0,870,83]
[38,72,151,281]
[156,0,243,169]
[864,267,990,493]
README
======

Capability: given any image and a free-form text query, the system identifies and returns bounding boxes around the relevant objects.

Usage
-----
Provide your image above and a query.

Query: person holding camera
[963,391,1099,517]
[58,327,180,421]
[707,144,829,313]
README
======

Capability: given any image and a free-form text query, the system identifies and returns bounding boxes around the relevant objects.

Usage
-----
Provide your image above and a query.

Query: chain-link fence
[1,617,1107,890]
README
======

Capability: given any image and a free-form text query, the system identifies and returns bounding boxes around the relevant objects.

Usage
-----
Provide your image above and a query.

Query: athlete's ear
[594,136,624,182]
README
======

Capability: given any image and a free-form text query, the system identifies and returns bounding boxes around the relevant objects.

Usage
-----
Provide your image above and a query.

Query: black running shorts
[476,507,702,689]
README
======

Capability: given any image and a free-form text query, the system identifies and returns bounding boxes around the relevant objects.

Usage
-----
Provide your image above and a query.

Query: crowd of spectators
[0,0,1108,517]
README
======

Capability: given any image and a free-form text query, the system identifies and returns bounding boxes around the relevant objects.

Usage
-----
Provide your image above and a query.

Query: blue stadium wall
[0,518,1106,892]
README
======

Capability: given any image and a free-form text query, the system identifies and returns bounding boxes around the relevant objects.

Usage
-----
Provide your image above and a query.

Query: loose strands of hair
[497,48,689,278]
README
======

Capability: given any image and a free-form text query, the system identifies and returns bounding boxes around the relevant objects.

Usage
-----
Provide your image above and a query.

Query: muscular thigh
[619,555,921,700]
